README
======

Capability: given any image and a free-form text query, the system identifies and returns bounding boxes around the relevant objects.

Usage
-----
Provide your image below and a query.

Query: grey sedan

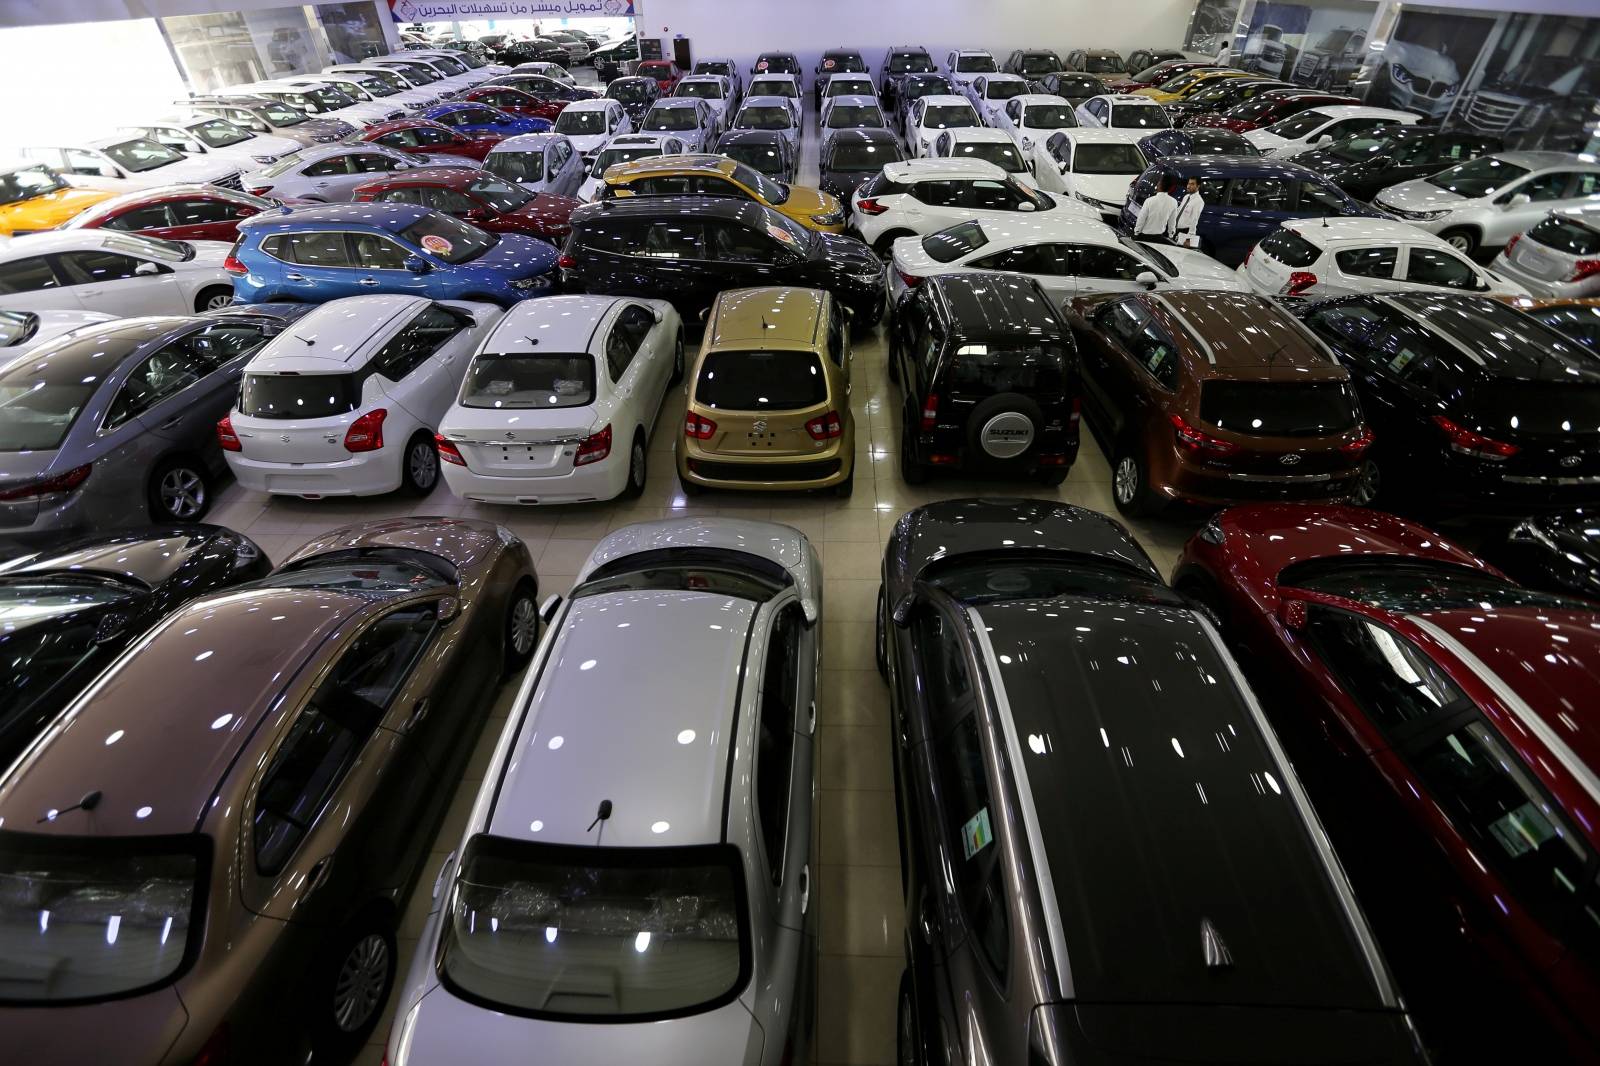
[0,307,302,542]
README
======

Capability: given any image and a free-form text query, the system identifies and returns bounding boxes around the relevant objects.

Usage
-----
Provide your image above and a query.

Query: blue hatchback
[421,102,552,138]
[228,203,558,307]
[1120,155,1383,266]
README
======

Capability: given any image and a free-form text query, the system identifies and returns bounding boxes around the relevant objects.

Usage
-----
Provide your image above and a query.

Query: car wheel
[875,584,888,679]
[832,468,854,498]
[311,910,396,1057]
[897,970,923,1066]
[874,229,913,256]
[669,329,685,385]
[194,285,233,313]
[400,432,440,496]
[899,416,928,484]
[1439,228,1479,256]
[1112,441,1154,518]
[1349,456,1382,506]
[622,431,647,499]
[148,457,210,523]
[503,577,540,673]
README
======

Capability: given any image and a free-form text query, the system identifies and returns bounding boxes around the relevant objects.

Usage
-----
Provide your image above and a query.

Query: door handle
[305,855,334,897]
[799,863,811,915]
[359,277,381,286]
[313,181,331,188]
[406,697,430,729]
[285,273,307,281]
[158,416,183,430]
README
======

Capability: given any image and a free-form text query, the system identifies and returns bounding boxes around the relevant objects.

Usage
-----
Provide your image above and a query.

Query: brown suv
[0,518,538,1066]
[1065,290,1371,516]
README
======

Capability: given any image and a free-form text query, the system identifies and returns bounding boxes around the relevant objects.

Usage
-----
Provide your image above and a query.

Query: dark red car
[1175,503,1600,1064]
[462,84,568,123]
[62,184,299,243]
[352,166,577,242]
[357,117,502,162]
[636,59,684,93]
[481,73,600,106]
[1185,89,1359,132]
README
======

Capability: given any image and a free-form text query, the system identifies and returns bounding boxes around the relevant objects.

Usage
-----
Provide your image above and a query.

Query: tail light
[434,434,465,466]
[1432,415,1518,460]
[247,187,272,197]
[1243,244,1254,267]
[574,422,611,465]
[1171,413,1239,458]
[223,241,247,276]
[805,410,844,440]
[896,268,922,288]
[855,197,888,215]
[1340,425,1374,457]
[919,394,938,432]
[191,1024,229,1066]
[1503,232,1521,256]
[217,415,241,452]
[1284,271,1317,296]
[684,412,717,439]
[558,252,577,269]
[343,408,387,452]
[1570,259,1600,283]
[1069,395,1081,426]
[0,463,92,502]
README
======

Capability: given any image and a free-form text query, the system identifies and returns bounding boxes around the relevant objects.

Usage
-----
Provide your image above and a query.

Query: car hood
[818,168,875,199]
[1372,177,1468,211]
[775,183,840,219]
[811,231,881,275]
[464,231,558,275]
[889,498,1158,583]
[510,191,579,231]
[0,524,236,587]
[245,134,305,159]
[1073,173,1137,203]
[0,186,114,233]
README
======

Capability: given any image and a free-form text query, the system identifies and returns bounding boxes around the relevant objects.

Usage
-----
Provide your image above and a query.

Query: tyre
[832,468,854,498]
[875,585,888,679]
[503,577,540,673]
[1349,455,1382,506]
[966,392,1043,467]
[310,912,396,1058]
[873,229,914,256]
[194,285,233,313]
[399,432,440,496]
[1037,466,1068,488]
[622,431,647,499]
[669,329,686,385]
[147,457,210,523]
[1439,228,1479,256]
[897,970,923,1066]
[1111,440,1155,518]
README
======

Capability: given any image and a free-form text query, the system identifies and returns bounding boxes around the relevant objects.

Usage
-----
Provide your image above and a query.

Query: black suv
[752,50,802,81]
[876,498,1428,1066]
[879,46,938,119]
[1003,48,1065,80]
[889,273,1080,485]
[1294,293,1600,512]
[819,127,905,201]
[891,72,958,133]
[813,47,869,107]
[603,75,661,128]
[1291,126,1503,201]
[560,196,884,321]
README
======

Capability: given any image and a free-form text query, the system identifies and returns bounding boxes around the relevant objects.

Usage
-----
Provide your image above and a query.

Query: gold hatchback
[679,286,856,496]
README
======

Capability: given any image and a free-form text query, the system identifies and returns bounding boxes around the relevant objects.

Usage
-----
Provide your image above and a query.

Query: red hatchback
[357,118,503,162]
[352,166,577,242]
[1175,503,1600,1064]
[1185,89,1358,132]
[462,84,568,123]
[62,184,294,243]
[636,59,684,93]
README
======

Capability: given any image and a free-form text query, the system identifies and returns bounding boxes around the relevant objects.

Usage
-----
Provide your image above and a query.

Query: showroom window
[163,4,386,95]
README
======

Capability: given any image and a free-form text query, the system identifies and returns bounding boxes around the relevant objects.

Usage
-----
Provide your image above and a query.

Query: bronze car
[1065,290,1371,516]
[0,517,538,1065]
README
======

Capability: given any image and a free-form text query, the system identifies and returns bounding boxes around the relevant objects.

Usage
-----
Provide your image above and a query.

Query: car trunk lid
[232,370,371,463]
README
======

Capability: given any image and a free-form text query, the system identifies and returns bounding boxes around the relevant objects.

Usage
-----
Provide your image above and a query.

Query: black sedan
[0,524,271,768]
[604,75,661,128]
[1291,125,1504,201]
[560,195,886,324]
[1496,509,1600,601]
[714,127,797,182]
[1164,77,1287,124]
[875,499,1427,1066]
[1139,126,1260,159]
[819,128,905,201]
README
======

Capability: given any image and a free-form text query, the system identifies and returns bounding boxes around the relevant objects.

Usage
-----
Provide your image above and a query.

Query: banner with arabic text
[389,0,636,22]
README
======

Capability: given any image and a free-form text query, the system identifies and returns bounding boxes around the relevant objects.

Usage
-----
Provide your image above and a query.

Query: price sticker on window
[420,234,453,256]
[961,807,993,860]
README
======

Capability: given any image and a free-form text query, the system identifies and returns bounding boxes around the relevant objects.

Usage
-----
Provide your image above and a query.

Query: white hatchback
[0,231,235,317]
[1244,106,1419,159]
[989,93,1080,154]
[1493,208,1600,298]
[221,295,501,498]
[552,99,634,164]
[1239,217,1528,298]
[574,133,688,202]
[851,157,1095,252]
[930,127,1036,186]
[904,94,984,158]
[1027,129,1149,218]
[437,295,683,505]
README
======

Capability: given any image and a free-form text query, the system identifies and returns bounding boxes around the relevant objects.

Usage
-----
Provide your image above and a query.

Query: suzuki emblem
[1279,453,1302,466]
[752,419,768,435]
[1561,455,1581,468]
[506,432,516,440]
[280,434,291,444]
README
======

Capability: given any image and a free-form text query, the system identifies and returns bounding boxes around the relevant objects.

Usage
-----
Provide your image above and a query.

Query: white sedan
[905,95,984,158]
[118,112,303,167]
[989,93,1080,154]
[1244,105,1419,159]
[1238,217,1528,298]
[574,133,688,202]
[437,295,683,505]
[240,142,465,202]
[889,214,1247,308]
[552,99,634,163]
[1027,129,1149,218]
[0,231,235,316]
[222,294,502,498]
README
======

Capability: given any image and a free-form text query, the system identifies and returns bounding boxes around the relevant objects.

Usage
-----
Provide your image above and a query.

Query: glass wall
[162,3,389,94]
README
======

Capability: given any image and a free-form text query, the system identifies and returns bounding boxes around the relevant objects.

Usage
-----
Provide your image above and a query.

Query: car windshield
[101,139,184,173]
[696,62,733,76]
[554,109,606,134]
[304,87,355,112]
[1018,53,1062,75]
[400,212,497,263]
[343,74,393,96]
[1426,156,1532,199]
[438,836,749,1021]
[1023,104,1077,128]
[1109,105,1167,129]
[254,102,307,125]
[0,165,68,206]
[825,140,900,172]
[1267,110,1332,140]
[1120,235,1175,274]
[946,141,1024,172]
[1054,76,1103,97]
[360,69,411,93]
[461,352,594,408]
[239,372,361,419]
[1074,142,1146,174]
[720,142,785,176]
[1084,55,1126,74]
[928,556,1174,606]
[1199,380,1360,436]
[186,119,251,148]
[607,81,651,102]
[825,105,885,129]
[1329,131,1399,162]
[985,80,1029,100]
[588,145,661,177]
[696,349,827,410]
[0,831,204,1003]
[1529,214,1600,256]
[750,80,798,99]
[736,106,793,131]
[486,148,545,184]
[0,349,104,450]
[822,55,867,73]
[922,221,989,263]
[923,104,978,129]
[904,77,954,100]
[385,62,438,84]
[888,53,935,74]
[0,312,38,347]
[644,106,700,132]
[955,55,997,73]
[467,173,533,213]
[1281,558,1589,612]
[675,81,723,100]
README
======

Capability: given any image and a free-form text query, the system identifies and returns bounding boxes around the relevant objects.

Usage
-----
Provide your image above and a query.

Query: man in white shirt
[1171,176,1206,247]
[1134,179,1177,239]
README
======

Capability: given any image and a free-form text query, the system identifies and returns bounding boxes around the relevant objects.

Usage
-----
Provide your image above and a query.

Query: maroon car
[356,117,502,162]
[1185,89,1359,132]
[636,59,684,93]
[1174,503,1600,1064]
[461,83,568,123]
[61,185,294,243]
[352,166,577,242]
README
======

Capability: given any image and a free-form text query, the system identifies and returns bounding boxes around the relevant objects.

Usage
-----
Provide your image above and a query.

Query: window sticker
[1388,347,1420,375]
[1488,801,1558,860]
[767,224,797,245]
[961,807,993,860]
[420,234,453,256]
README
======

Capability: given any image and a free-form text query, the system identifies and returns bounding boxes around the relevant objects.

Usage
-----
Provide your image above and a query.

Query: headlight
[1390,63,1413,86]
[1382,202,1448,222]
[232,537,263,569]
[1075,193,1120,211]
[251,154,279,164]
[811,208,845,225]
[849,269,883,284]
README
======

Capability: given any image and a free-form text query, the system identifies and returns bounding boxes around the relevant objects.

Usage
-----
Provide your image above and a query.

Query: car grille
[212,172,243,191]
[386,109,405,120]
[1463,92,1524,131]
[689,458,841,482]
[1407,75,1454,100]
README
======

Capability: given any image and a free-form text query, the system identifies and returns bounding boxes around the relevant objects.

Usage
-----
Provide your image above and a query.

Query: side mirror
[134,261,162,277]
[1509,193,1531,208]
[435,596,461,623]
[891,591,919,628]
[1059,160,1070,174]
[1277,597,1307,631]
[1311,133,1331,145]
[404,255,431,273]
[800,597,819,627]
[651,305,665,323]
[1135,270,1159,290]
[539,593,563,623]
[1017,200,1036,212]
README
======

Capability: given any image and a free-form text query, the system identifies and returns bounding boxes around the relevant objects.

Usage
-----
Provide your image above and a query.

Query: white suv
[849,157,1093,252]
[1239,218,1528,298]
[904,94,982,158]
[19,137,242,192]
[930,128,1035,186]
[943,48,999,94]
[220,294,502,498]
[963,73,1032,126]
[990,93,1080,154]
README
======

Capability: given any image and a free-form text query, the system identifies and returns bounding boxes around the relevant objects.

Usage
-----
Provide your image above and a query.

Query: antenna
[39,790,102,824]
[587,798,613,844]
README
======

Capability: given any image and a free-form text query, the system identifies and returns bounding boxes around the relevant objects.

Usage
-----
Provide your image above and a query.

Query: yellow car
[679,286,856,496]
[599,154,847,232]
[1135,67,1256,104]
[0,163,115,237]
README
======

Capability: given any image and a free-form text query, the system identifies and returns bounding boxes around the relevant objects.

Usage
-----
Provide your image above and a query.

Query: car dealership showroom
[2,0,1600,1061]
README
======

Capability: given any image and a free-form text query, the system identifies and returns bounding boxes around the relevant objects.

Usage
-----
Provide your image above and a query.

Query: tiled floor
[198,69,1204,1065]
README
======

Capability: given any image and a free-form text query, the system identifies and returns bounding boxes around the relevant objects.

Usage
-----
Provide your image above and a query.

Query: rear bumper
[225,450,400,497]
[0,492,89,544]
[440,453,628,504]
[678,444,854,491]
[1157,452,1362,506]
[1490,254,1591,299]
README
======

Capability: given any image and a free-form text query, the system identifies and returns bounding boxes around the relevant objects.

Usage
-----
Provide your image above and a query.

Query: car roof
[931,272,1066,340]
[602,133,680,148]
[481,294,623,354]
[1284,217,1453,246]
[288,141,390,165]
[708,286,825,347]
[0,587,368,837]
[1299,104,1416,121]
[73,184,245,216]
[575,194,758,226]
[971,213,1122,246]
[941,127,1017,143]
[247,295,425,371]
[363,117,452,137]
[0,317,190,380]
[916,94,977,108]
[1057,128,1148,145]
[826,94,882,108]
[742,95,797,108]
[1014,93,1071,107]
[1382,293,1600,382]
[677,73,726,84]
[485,587,755,847]
[1495,150,1600,171]
[0,229,147,256]
[749,72,798,82]
[1153,291,1345,377]
[1094,94,1165,105]
[822,47,864,58]
[1156,154,1316,179]
[358,165,483,191]
[883,157,1007,181]
[81,133,149,150]
[717,127,785,145]
[239,201,427,233]
[487,132,563,152]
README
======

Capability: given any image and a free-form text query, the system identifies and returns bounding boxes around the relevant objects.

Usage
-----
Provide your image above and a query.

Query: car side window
[1297,180,1347,216]
[691,175,744,198]
[376,129,420,149]
[637,219,705,259]
[57,250,150,286]
[372,304,463,380]
[1072,244,1146,281]
[964,179,1027,211]
[1048,134,1071,167]
[351,152,402,174]
[1300,607,1467,741]
[104,339,213,429]
[0,257,60,295]
[64,149,117,178]
[910,609,975,737]
[1405,247,1479,290]
[107,204,175,231]
[910,180,960,207]
[824,304,847,367]
[933,714,1010,979]
[1335,247,1397,279]
[633,175,695,196]
[1101,299,1178,389]
[603,320,636,381]
[1572,173,1600,198]
[414,126,453,146]
[1506,172,1570,203]
[279,233,353,267]
[1005,99,1022,123]
[423,187,478,213]
[371,188,424,206]
[1229,176,1291,211]
[171,199,239,226]
[973,243,1064,275]
[253,603,437,875]
[351,233,411,270]
[303,156,354,177]
[754,603,801,885]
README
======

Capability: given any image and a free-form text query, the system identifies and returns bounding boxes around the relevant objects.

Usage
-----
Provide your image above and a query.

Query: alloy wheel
[1351,459,1380,506]
[1445,233,1473,253]
[631,441,646,490]
[161,467,205,519]
[409,440,438,490]
[204,291,234,311]
[509,596,538,656]
[331,933,389,1032]
[1114,456,1139,505]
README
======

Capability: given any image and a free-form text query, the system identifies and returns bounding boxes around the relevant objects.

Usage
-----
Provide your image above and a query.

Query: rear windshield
[1471,382,1600,437]
[239,372,361,419]
[461,352,595,408]
[1074,142,1145,175]
[1258,228,1320,267]
[438,836,749,1020]
[947,141,1024,172]
[922,221,988,263]
[720,142,785,176]
[1200,381,1360,436]
[1281,558,1589,611]
[1266,110,1332,140]
[0,354,100,451]
[0,831,203,1002]
[696,349,827,410]
[1525,306,1600,353]
[948,343,1066,394]
[736,106,793,131]
[1109,105,1167,129]
[1528,214,1600,257]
